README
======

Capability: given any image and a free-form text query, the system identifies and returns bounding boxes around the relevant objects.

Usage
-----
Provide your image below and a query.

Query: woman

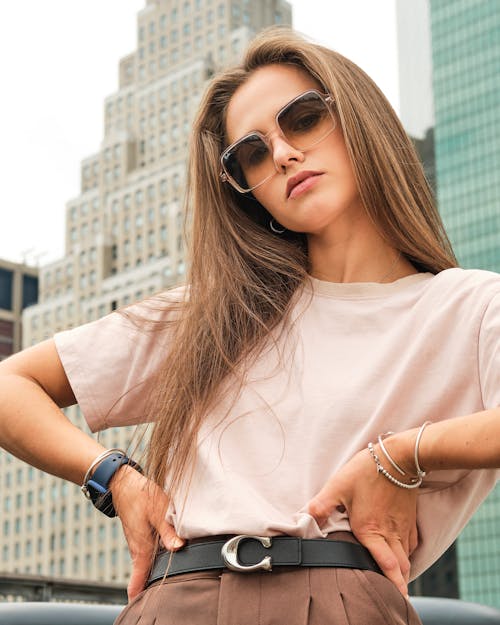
[1,28,500,625]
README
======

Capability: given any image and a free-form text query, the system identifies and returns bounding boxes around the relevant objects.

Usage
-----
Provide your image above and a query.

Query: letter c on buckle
[221,535,272,572]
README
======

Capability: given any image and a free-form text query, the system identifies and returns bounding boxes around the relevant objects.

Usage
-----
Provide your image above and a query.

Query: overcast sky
[0,0,398,266]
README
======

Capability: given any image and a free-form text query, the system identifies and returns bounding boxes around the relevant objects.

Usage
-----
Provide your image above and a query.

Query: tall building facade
[0,0,291,584]
[429,0,500,608]
[0,259,38,362]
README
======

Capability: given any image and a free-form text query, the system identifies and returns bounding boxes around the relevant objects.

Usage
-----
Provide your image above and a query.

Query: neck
[307,221,417,284]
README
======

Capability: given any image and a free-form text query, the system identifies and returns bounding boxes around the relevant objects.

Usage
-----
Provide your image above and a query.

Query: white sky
[0,0,397,266]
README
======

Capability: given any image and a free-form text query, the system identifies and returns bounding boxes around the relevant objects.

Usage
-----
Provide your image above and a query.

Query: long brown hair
[142,28,457,503]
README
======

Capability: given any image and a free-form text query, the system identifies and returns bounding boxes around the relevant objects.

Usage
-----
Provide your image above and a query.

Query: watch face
[93,491,116,517]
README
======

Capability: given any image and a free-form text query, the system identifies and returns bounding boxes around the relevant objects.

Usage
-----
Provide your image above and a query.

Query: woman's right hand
[110,464,185,601]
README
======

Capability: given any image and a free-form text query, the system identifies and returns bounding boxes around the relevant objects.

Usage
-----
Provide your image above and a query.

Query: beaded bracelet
[367,443,423,489]
[368,420,432,490]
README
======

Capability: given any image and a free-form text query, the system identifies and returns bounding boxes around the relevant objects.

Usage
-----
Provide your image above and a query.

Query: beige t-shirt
[55,268,500,580]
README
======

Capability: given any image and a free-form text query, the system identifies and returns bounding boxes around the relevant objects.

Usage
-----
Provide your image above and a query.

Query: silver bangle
[414,421,432,479]
[368,443,423,490]
[377,432,406,476]
[81,448,126,492]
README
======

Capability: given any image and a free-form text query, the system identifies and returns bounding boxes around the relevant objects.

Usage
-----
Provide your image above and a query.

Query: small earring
[269,219,286,234]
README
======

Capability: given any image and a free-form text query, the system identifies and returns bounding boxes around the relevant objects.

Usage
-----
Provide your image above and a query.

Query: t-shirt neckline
[306,272,434,299]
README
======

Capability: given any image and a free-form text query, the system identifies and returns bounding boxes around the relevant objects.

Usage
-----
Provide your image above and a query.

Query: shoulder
[426,268,500,303]
[55,284,188,350]
[121,284,188,321]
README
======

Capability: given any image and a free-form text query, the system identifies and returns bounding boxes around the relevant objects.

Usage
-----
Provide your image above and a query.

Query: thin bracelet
[368,443,423,490]
[81,448,126,491]
[377,432,406,476]
[414,421,432,479]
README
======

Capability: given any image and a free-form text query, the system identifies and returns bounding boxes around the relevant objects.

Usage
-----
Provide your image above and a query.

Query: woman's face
[225,64,365,238]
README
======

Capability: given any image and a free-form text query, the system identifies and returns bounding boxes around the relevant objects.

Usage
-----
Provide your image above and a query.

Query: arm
[0,338,102,480]
[307,408,500,597]
[0,339,184,600]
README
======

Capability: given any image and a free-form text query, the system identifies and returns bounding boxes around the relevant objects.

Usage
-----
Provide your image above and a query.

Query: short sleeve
[478,291,500,409]
[54,289,184,432]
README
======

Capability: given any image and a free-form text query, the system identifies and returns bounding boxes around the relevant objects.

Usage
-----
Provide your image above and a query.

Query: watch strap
[86,452,142,517]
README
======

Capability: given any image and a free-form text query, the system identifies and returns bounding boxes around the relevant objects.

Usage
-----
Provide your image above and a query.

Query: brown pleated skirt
[114,533,422,625]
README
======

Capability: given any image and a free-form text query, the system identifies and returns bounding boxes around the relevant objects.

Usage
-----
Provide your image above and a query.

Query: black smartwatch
[83,451,143,517]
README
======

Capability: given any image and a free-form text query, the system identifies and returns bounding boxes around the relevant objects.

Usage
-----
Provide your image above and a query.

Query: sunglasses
[220,89,336,194]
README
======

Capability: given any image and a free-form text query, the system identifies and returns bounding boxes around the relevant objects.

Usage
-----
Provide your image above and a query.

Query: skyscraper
[0,0,291,584]
[0,259,38,362]
[429,0,500,608]
[431,0,500,272]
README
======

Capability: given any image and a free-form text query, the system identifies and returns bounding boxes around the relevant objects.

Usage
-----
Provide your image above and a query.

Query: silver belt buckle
[221,535,272,572]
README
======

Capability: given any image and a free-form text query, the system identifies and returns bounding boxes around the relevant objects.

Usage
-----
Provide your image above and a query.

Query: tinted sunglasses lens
[278,92,333,150]
[224,133,270,191]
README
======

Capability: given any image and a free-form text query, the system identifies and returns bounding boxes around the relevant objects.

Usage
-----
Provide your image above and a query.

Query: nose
[270,134,305,173]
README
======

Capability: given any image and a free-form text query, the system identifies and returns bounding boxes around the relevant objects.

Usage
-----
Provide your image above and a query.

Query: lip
[286,171,323,199]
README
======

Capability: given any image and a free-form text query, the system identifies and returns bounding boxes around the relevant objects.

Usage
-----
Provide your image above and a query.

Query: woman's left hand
[306,446,419,597]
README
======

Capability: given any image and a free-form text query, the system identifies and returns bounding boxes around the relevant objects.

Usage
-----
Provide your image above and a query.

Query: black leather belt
[147,535,381,585]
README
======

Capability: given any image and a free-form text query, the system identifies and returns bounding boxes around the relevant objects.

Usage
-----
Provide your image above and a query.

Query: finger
[360,534,408,597]
[157,519,185,551]
[146,492,185,551]
[387,537,411,585]
[127,544,154,601]
[307,484,344,527]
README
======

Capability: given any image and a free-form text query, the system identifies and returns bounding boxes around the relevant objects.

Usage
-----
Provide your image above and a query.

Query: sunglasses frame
[220,89,335,194]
